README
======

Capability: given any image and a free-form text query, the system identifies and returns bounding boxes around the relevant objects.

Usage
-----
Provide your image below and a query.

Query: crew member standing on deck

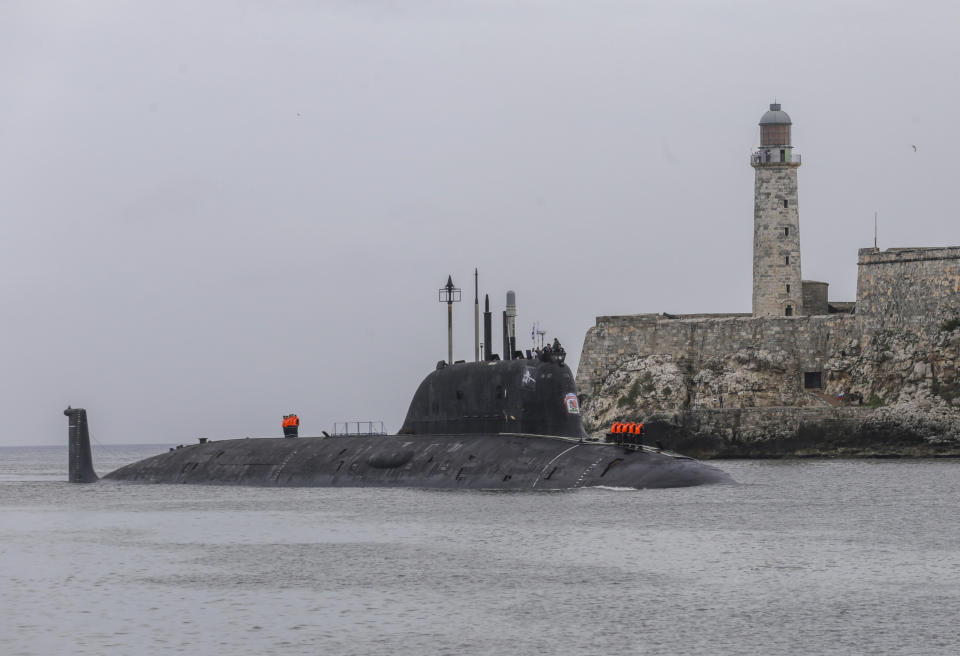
[282,413,300,438]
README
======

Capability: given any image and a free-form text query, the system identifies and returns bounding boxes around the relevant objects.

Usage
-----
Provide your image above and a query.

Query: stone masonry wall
[753,163,803,316]
[802,280,829,315]
[575,313,960,456]
[857,247,960,323]
[576,313,859,407]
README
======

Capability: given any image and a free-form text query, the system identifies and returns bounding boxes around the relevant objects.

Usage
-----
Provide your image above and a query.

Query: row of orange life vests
[282,415,300,428]
[610,421,644,434]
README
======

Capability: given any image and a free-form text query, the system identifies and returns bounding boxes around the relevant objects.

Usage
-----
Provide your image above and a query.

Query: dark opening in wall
[784,227,790,236]
[786,284,791,293]
[785,306,793,316]
[785,255,790,265]
[780,149,786,162]
[783,199,789,208]
[804,372,823,389]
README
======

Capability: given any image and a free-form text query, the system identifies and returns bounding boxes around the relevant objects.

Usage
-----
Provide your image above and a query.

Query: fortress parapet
[857,247,960,321]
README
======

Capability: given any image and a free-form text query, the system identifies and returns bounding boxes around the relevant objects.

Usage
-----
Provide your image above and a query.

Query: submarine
[65,357,731,489]
[65,287,732,490]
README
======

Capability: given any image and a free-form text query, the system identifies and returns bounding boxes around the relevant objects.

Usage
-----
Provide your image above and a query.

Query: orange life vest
[282,415,300,428]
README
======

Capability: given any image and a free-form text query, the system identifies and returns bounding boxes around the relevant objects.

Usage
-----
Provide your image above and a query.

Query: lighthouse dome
[759,103,792,146]
[759,103,792,125]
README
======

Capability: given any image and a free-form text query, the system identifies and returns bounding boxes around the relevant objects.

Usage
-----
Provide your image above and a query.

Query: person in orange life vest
[282,413,300,438]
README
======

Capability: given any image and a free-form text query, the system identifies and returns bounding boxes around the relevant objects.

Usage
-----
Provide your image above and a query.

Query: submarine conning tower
[399,358,587,439]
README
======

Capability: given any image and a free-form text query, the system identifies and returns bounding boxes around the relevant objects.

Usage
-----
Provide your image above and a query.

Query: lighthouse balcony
[752,150,801,166]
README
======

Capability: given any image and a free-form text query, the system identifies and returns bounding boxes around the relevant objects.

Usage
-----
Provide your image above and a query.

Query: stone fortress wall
[576,258,960,456]
[574,104,960,457]
[577,313,858,411]
[857,247,960,323]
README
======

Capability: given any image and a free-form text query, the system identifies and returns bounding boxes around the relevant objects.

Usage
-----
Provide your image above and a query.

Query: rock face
[576,315,960,458]
[576,246,960,457]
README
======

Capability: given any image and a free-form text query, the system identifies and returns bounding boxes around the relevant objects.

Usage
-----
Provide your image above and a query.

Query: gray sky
[3,1,958,446]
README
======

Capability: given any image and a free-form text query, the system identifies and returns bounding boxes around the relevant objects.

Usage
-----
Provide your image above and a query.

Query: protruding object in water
[64,406,98,483]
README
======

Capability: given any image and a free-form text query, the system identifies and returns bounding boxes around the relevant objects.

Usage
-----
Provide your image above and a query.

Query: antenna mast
[473,269,479,362]
[438,275,461,364]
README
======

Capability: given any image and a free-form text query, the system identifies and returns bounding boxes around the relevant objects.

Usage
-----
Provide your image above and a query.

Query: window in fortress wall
[804,372,823,389]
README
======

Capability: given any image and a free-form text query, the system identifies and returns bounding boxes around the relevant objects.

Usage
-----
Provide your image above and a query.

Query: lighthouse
[751,103,803,317]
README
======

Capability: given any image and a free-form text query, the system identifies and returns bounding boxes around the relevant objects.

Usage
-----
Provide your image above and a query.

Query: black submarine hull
[104,433,731,489]
[70,358,732,489]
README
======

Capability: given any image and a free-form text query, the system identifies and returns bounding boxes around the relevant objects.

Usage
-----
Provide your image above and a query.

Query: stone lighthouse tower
[752,103,803,316]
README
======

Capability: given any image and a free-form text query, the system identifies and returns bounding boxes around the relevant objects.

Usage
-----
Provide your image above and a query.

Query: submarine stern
[64,407,98,483]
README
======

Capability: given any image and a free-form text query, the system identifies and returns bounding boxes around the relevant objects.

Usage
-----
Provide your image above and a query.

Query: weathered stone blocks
[575,311,960,456]
[857,247,960,323]
[753,163,803,316]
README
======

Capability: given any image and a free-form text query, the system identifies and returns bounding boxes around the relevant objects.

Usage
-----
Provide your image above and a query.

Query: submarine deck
[104,432,730,489]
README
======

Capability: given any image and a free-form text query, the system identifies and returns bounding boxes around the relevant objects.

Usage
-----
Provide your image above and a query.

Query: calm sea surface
[2,445,959,655]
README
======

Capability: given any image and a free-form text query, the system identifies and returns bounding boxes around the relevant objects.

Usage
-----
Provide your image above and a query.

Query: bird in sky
[912,144,918,152]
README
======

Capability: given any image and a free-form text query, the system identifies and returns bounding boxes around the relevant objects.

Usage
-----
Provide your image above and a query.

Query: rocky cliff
[576,315,960,458]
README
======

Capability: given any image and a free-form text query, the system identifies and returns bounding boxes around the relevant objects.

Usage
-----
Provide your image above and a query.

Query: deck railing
[333,421,387,436]
[751,151,801,165]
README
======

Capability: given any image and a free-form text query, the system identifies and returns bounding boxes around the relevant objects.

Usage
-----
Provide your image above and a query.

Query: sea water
[2,445,959,655]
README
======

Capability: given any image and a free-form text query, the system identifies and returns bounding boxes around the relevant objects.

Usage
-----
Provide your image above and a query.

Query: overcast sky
[2,1,958,447]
